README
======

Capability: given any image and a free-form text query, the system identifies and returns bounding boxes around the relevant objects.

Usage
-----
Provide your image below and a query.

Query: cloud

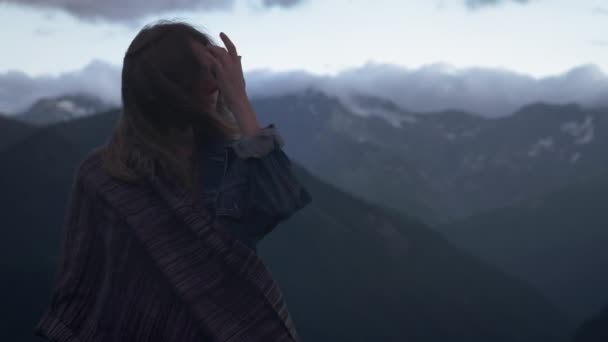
[2,0,307,22]
[591,40,608,47]
[465,0,533,10]
[1,60,607,118]
[1,0,235,23]
[246,63,608,117]
[592,7,608,16]
[32,27,55,36]
[262,0,305,8]
[0,60,121,114]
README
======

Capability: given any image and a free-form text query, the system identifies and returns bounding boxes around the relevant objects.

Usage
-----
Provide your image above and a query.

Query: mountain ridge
[0,104,572,341]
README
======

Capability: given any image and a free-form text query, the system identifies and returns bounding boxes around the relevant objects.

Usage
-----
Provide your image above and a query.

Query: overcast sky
[1,0,607,116]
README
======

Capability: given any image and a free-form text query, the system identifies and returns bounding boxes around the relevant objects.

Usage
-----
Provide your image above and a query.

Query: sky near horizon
[1,0,607,117]
[1,0,606,78]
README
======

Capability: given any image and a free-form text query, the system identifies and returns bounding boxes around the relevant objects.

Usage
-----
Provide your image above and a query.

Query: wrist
[226,89,250,110]
[230,98,253,114]
[230,99,261,135]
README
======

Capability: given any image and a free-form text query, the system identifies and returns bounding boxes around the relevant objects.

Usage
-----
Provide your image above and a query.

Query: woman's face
[191,40,220,114]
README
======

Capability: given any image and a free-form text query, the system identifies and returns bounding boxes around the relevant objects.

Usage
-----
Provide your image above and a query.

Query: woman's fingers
[206,45,230,69]
[199,34,248,107]
[202,48,223,80]
[219,32,239,61]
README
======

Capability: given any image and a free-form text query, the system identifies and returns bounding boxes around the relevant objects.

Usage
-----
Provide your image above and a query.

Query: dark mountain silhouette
[441,179,608,322]
[570,304,608,342]
[1,109,571,341]
[0,114,36,151]
[250,91,608,325]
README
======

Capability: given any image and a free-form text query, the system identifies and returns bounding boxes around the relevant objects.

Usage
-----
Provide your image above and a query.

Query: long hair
[101,20,241,192]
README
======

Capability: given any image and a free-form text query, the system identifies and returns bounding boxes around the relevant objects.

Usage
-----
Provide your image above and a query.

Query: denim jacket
[196,123,312,252]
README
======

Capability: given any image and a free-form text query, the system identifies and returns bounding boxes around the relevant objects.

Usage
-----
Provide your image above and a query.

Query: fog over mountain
[1,59,606,118]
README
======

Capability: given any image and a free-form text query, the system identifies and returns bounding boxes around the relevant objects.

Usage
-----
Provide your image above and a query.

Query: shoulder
[76,144,110,194]
[73,144,131,222]
[52,145,128,242]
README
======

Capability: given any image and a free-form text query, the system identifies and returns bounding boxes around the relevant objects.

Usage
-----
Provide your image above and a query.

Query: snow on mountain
[561,116,594,145]
[55,99,92,117]
[528,137,554,157]
[17,93,114,126]
[341,92,419,128]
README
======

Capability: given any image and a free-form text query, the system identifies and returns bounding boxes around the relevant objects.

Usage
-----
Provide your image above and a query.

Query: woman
[33,20,312,342]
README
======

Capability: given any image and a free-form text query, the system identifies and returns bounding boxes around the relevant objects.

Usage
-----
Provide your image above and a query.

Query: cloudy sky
[1,0,607,116]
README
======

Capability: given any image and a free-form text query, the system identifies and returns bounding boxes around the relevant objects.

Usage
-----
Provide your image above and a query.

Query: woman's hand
[204,32,248,109]
[204,32,261,134]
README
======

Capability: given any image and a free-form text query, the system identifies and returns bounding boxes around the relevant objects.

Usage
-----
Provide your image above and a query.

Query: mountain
[1,109,571,342]
[251,89,440,224]
[0,114,37,151]
[250,90,608,223]
[570,304,608,342]
[16,90,608,226]
[16,93,115,126]
[440,179,608,322]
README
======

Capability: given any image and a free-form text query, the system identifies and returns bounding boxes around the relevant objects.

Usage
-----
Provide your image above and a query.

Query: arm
[225,123,312,221]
